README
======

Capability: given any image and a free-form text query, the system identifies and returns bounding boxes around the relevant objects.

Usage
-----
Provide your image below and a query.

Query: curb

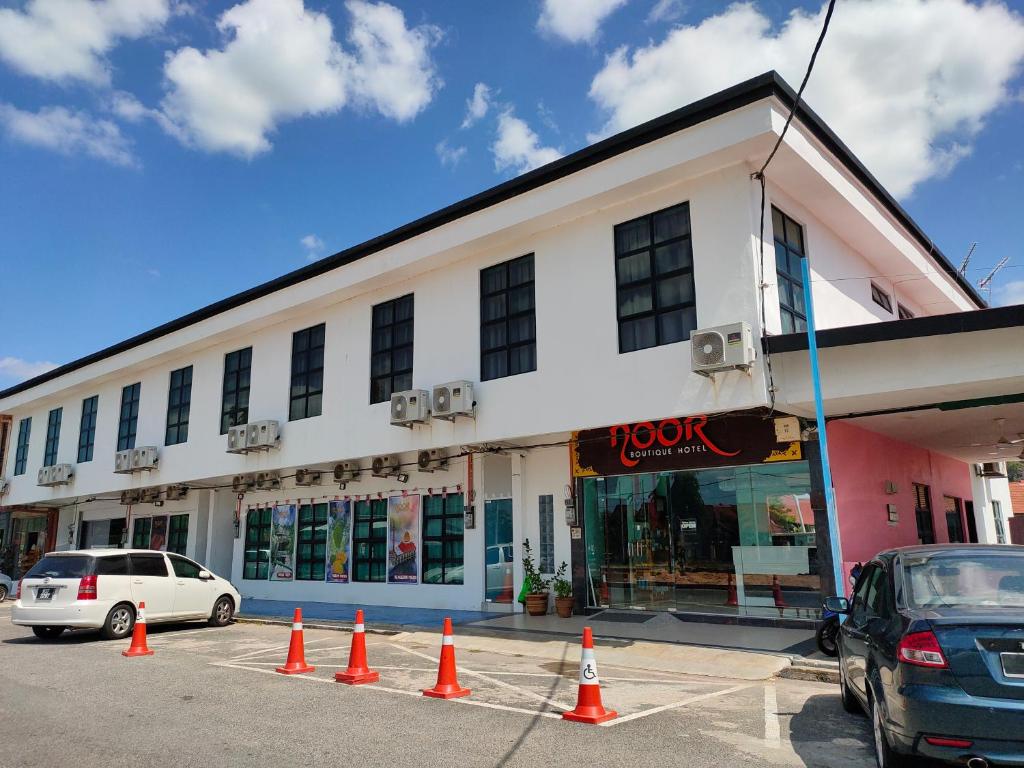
[777,661,840,684]
[236,616,401,636]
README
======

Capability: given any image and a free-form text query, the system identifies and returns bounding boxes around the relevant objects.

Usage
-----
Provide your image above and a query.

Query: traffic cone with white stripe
[562,627,617,724]
[276,607,315,675]
[422,617,470,699]
[122,601,154,657]
[335,609,379,685]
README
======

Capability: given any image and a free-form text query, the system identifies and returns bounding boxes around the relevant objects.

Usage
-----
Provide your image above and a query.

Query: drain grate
[591,611,655,624]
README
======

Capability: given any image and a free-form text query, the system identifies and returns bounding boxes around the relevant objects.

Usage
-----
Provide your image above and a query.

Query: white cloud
[300,233,325,260]
[0,0,170,85]
[435,139,467,168]
[461,82,492,129]
[491,109,562,175]
[646,0,685,24]
[0,103,137,167]
[538,0,628,44]
[588,0,1024,197]
[160,0,440,157]
[995,279,1024,307]
[0,356,57,383]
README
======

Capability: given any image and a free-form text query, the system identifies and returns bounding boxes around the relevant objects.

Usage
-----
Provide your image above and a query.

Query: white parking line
[763,683,781,748]
[600,683,757,727]
[227,635,339,661]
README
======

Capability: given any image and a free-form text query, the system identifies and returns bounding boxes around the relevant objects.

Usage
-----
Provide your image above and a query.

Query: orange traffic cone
[122,601,154,657]
[724,573,738,607]
[276,607,315,675]
[772,575,787,609]
[563,627,617,724]
[335,609,379,685]
[422,617,471,699]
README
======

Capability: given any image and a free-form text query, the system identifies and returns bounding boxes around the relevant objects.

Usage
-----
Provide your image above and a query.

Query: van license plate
[1001,653,1024,678]
[36,588,54,601]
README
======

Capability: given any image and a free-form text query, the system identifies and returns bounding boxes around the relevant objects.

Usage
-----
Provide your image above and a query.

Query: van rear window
[25,555,93,579]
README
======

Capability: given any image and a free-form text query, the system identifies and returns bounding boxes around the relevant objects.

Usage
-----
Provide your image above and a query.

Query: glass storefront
[581,461,822,618]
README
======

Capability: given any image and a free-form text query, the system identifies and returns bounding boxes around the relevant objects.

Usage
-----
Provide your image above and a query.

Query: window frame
[117,383,141,451]
[352,499,388,583]
[243,507,273,580]
[168,553,202,579]
[422,493,465,585]
[43,407,62,467]
[167,514,189,555]
[614,203,697,353]
[912,483,936,545]
[897,303,915,320]
[165,366,193,446]
[943,495,966,543]
[538,494,555,574]
[295,502,329,581]
[871,282,894,313]
[13,417,31,475]
[771,206,808,334]
[220,347,252,435]
[480,254,537,380]
[132,517,153,549]
[992,500,1006,545]
[129,553,169,577]
[369,294,414,404]
[77,395,99,463]
[289,323,326,421]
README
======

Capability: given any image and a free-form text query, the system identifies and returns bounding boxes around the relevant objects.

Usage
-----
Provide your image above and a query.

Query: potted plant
[552,561,573,618]
[520,539,550,616]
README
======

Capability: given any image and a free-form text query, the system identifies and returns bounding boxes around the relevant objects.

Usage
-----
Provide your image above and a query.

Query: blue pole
[800,257,845,598]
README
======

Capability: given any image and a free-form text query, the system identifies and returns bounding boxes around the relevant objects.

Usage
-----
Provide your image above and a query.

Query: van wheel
[102,604,135,640]
[31,626,65,639]
[209,596,234,627]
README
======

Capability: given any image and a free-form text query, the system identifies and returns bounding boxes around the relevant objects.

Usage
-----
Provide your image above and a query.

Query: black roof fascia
[1,71,983,401]
[763,304,1024,354]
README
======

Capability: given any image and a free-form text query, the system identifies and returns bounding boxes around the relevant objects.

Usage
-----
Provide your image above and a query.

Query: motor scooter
[815,562,863,657]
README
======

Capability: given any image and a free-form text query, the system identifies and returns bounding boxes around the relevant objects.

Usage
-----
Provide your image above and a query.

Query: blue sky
[1,0,1023,388]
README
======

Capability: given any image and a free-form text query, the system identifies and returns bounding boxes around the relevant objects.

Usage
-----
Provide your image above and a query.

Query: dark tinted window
[169,555,202,579]
[78,395,99,463]
[95,555,129,576]
[118,383,141,451]
[44,407,62,467]
[14,417,31,476]
[130,553,169,577]
[772,207,807,334]
[480,255,536,381]
[26,555,93,579]
[289,323,325,421]
[221,347,252,434]
[165,365,193,446]
[370,294,414,403]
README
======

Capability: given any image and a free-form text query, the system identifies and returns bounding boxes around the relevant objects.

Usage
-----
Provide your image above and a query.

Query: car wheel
[209,595,234,627]
[871,693,907,768]
[839,658,862,715]
[0,585,8,602]
[101,603,135,640]
[31,626,65,639]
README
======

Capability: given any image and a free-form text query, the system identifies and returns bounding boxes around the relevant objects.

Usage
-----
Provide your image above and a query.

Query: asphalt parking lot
[0,602,875,768]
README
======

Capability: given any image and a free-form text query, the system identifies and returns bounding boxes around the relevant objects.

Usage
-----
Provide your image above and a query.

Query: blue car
[825,545,1024,768]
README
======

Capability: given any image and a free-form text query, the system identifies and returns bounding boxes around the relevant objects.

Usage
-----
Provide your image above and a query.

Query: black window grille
[481,254,537,380]
[244,507,272,579]
[43,407,62,467]
[370,294,414,404]
[871,283,893,313]
[422,493,464,584]
[538,494,555,573]
[221,347,252,434]
[897,304,914,320]
[165,366,193,446]
[296,503,329,580]
[117,383,141,451]
[772,207,807,334]
[353,499,388,582]
[289,324,325,421]
[78,395,98,463]
[13,417,30,475]
[913,483,935,545]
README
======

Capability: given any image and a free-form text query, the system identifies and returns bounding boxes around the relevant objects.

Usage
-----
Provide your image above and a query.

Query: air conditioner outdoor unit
[333,461,361,483]
[977,462,1006,478]
[294,468,322,487]
[114,449,134,474]
[164,485,189,501]
[390,390,430,427]
[37,466,51,486]
[38,463,73,487]
[120,489,142,505]
[371,454,400,478]
[131,446,159,471]
[690,322,755,376]
[246,420,280,451]
[232,474,255,493]
[227,424,249,454]
[140,487,162,504]
[0,478,8,495]
[432,381,475,420]
[417,449,448,473]
[255,471,281,491]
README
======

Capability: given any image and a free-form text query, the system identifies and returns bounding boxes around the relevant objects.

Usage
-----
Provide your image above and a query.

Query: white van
[12,549,242,640]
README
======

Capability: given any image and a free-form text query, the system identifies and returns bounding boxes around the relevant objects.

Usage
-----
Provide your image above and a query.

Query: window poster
[387,494,420,584]
[326,499,351,583]
[270,504,296,581]
[149,516,167,551]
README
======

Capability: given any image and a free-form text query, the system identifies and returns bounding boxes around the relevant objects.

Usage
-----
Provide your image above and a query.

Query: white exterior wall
[971,471,1014,544]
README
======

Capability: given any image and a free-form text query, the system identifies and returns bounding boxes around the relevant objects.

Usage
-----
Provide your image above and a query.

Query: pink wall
[827,421,973,569]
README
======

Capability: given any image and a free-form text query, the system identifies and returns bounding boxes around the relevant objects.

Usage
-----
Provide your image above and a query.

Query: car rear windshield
[903,553,1024,609]
[24,555,94,579]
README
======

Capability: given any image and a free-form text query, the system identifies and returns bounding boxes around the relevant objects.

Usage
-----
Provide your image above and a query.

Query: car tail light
[14,579,21,600]
[924,737,973,748]
[898,630,948,668]
[77,574,98,600]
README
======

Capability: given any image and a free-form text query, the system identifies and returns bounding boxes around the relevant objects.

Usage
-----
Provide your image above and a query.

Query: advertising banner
[270,504,296,581]
[326,499,351,583]
[149,516,167,551]
[387,494,420,584]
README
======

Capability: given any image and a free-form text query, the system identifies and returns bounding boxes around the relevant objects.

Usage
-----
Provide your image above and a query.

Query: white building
[1,73,1019,621]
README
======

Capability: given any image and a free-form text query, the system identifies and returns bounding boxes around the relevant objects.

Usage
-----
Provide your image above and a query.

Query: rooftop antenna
[958,242,977,275]
[977,256,1009,298]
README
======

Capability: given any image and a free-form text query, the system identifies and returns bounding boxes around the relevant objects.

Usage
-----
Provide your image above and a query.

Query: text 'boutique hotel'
[1,73,1019,627]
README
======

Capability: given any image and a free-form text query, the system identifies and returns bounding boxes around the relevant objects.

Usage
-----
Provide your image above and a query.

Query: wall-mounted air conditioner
[255,471,281,491]
[232,474,256,493]
[0,478,9,495]
[390,390,430,427]
[120,489,142,505]
[131,447,159,471]
[36,466,51,486]
[140,487,162,504]
[164,485,189,501]
[114,449,134,474]
[432,381,475,420]
[227,425,248,454]
[246,420,280,451]
[333,461,361,483]
[690,322,755,376]
[976,462,1006,478]
[417,449,448,473]
[371,454,400,478]
[294,468,322,487]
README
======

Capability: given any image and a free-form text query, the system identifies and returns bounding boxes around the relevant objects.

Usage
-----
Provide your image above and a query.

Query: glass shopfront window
[582,462,821,617]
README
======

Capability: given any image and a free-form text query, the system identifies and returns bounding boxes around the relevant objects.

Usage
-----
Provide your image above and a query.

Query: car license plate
[1001,652,1024,678]
[36,587,55,601]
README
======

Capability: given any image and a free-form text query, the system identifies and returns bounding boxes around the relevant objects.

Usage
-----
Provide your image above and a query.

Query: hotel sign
[571,413,802,477]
